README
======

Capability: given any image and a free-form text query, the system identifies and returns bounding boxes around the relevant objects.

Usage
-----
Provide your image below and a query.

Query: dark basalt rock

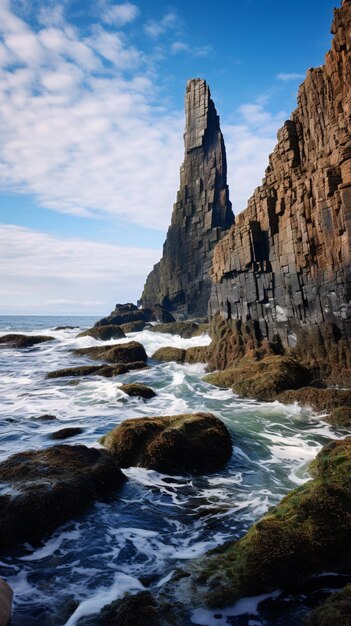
[101,412,232,474]
[152,347,186,363]
[149,321,199,338]
[50,427,83,440]
[33,414,57,421]
[0,334,55,348]
[76,325,125,340]
[119,384,156,399]
[0,445,126,553]
[72,341,147,365]
[140,79,234,319]
[46,364,128,379]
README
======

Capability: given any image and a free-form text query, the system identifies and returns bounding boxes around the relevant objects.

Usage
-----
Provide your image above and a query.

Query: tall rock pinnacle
[140,78,234,319]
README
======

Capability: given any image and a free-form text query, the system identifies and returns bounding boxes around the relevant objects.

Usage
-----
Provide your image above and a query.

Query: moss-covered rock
[303,582,351,626]
[152,347,186,363]
[97,591,179,626]
[50,427,83,440]
[170,438,351,608]
[184,346,209,364]
[0,445,126,553]
[73,341,147,365]
[204,355,309,401]
[101,412,232,474]
[277,387,351,412]
[191,323,210,337]
[76,325,125,340]
[149,322,199,338]
[326,406,351,428]
[46,364,128,379]
[0,334,55,348]
[119,384,156,399]
[119,321,146,333]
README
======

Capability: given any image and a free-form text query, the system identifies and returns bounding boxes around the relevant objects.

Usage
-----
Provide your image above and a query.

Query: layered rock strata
[140,79,234,319]
[209,0,351,381]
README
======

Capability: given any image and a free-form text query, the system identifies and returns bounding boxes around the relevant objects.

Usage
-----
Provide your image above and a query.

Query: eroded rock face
[140,78,234,319]
[209,0,351,382]
[101,412,232,474]
[0,445,126,553]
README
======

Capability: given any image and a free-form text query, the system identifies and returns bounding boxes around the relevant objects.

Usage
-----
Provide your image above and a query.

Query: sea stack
[140,78,234,319]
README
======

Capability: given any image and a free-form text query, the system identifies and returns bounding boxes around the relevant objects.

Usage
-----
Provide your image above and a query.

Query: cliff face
[140,79,234,319]
[209,0,351,380]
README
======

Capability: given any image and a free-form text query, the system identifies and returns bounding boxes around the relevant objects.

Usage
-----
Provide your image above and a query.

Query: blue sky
[0,0,337,314]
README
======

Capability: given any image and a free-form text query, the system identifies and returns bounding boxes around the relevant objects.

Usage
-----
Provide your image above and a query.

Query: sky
[0,0,338,315]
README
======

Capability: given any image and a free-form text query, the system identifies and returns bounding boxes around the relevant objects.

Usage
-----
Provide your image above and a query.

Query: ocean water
[0,316,346,625]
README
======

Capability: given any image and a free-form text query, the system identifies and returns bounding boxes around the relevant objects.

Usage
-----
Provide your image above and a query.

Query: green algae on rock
[149,322,199,338]
[204,355,309,401]
[101,412,232,474]
[152,347,186,363]
[76,325,125,341]
[168,438,351,608]
[119,384,156,399]
[303,582,351,626]
[73,341,147,365]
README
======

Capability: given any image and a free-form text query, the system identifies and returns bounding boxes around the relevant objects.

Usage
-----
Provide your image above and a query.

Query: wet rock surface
[119,321,146,333]
[151,347,186,363]
[141,78,234,319]
[101,412,232,474]
[148,322,199,338]
[76,325,125,340]
[0,334,55,349]
[50,427,84,440]
[72,341,147,365]
[0,445,126,553]
[119,384,156,399]
[46,364,129,379]
[303,582,351,626]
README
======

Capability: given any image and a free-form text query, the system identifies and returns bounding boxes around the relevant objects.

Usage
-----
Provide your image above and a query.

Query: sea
[0,316,348,626]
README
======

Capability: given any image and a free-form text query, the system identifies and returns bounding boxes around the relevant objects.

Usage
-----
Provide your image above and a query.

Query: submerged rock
[50,427,83,440]
[119,384,156,399]
[0,334,54,349]
[149,322,199,338]
[76,325,125,341]
[152,347,186,363]
[0,578,12,626]
[303,582,351,626]
[0,445,126,553]
[33,414,57,421]
[101,412,232,474]
[167,438,351,608]
[204,355,309,401]
[73,341,147,365]
[46,364,128,379]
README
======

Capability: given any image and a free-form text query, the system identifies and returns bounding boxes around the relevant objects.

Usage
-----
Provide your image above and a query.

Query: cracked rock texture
[140,78,234,319]
[209,0,351,381]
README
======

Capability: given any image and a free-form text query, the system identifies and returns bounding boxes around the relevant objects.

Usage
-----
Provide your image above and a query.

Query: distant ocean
[0,316,340,625]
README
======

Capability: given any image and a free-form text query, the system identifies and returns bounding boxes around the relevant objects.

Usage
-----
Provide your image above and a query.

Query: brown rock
[0,579,12,626]
[119,384,156,399]
[152,347,186,363]
[277,387,351,412]
[76,325,125,340]
[0,334,55,348]
[46,364,128,379]
[119,321,146,333]
[50,427,83,440]
[101,412,232,474]
[149,322,199,338]
[73,341,147,364]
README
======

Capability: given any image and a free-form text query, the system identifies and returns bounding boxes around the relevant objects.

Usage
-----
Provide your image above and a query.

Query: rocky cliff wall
[140,79,234,319]
[209,0,351,380]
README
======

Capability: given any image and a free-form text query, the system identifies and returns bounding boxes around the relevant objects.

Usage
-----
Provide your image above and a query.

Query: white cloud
[171,41,189,53]
[225,102,287,213]
[171,41,212,57]
[276,72,304,81]
[0,225,160,314]
[102,2,139,27]
[144,12,178,38]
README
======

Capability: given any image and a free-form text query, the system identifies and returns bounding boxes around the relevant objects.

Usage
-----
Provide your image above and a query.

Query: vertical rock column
[140,79,234,319]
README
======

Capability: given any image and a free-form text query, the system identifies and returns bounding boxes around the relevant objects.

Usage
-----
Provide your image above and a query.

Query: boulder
[50,427,83,440]
[72,341,147,365]
[0,579,12,626]
[46,364,128,379]
[184,346,209,364]
[33,414,57,421]
[0,445,126,553]
[326,406,351,429]
[204,355,310,401]
[76,325,125,341]
[149,322,199,338]
[277,387,351,412]
[119,384,156,399]
[94,303,151,328]
[97,591,178,626]
[119,321,146,333]
[170,438,351,608]
[152,347,186,363]
[101,412,232,474]
[0,334,54,348]
[303,582,351,626]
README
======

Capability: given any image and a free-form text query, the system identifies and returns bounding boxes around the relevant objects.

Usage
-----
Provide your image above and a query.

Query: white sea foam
[191,591,281,625]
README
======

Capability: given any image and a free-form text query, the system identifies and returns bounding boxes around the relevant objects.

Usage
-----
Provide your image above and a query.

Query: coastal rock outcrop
[101,412,232,474]
[0,445,126,553]
[209,0,351,383]
[76,325,125,340]
[140,78,234,319]
[73,341,147,365]
[0,334,54,348]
